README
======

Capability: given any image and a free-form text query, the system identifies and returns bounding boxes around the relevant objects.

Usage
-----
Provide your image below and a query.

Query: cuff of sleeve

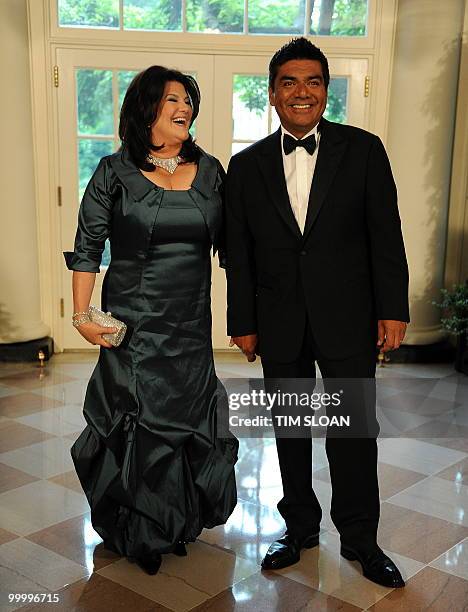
[227,326,257,337]
[377,313,410,323]
[63,251,101,273]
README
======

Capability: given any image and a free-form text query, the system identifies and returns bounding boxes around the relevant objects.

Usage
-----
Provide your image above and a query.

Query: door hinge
[57,186,62,207]
[364,75,370,97]
[60,298,64,318]
[53,65,59,88]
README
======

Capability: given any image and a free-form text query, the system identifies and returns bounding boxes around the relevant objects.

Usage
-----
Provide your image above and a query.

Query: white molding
[369,0,398,140]
[445,1,468,287]
[28,0,63,351]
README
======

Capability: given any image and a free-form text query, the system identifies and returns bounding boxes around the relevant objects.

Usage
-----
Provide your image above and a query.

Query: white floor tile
[0,386,24,399]
[388,476,468,527]
[0,538,88,592]
[377,406,433,435]
[14,405,86,436]
[0,437,75,479]
[0,566,47,611]
[430,537,468,581]
[377,438,466,475]
[0,480,88,535]
[31,380,87,405]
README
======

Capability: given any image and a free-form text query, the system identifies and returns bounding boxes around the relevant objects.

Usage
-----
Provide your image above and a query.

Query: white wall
[0,0,49,342]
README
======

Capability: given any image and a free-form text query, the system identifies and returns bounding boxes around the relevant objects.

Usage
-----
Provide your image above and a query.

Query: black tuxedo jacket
[225,118,409,362]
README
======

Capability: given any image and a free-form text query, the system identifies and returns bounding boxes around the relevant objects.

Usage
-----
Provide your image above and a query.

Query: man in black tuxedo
[225,38,409,588]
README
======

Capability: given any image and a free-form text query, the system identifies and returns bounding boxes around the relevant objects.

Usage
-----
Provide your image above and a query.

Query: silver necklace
[146,153,182,174]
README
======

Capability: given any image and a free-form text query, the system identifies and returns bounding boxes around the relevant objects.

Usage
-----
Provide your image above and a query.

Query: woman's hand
[75,322,118,348]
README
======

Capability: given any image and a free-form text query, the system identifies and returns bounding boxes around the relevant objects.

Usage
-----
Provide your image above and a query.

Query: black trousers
[261,320,380,551]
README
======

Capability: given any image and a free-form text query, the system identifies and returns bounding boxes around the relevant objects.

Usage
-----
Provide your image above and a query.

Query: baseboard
[0,337,54,362]
[384,340,456,364]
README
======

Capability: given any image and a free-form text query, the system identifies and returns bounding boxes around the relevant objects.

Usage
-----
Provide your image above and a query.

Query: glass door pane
[310,0,368,36]
[76,68,139,267]
[248,0,306,34]
[123,0,182,31]
[58,0,119,28]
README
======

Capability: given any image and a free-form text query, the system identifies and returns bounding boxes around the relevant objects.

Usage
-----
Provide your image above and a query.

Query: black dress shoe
[102,540,120,555]
[261,532,320,570]
[341,544,405,588]
[174,541,187,556]
[135,552,162,575]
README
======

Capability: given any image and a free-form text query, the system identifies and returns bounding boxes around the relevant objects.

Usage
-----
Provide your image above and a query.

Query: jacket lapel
[255,129,302,239]
[302,119,347,242]
[109,147,157,202]
[190,152,221,252]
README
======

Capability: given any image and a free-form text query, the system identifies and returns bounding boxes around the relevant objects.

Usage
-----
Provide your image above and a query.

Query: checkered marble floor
[0,353,467,611]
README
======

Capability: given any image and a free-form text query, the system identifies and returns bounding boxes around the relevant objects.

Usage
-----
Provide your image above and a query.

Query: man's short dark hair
[269,37,330,90]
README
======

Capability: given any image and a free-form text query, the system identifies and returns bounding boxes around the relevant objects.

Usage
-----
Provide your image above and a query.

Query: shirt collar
[281,123,319,142]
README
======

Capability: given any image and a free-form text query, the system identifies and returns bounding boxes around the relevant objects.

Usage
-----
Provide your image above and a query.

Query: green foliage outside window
[186,0,244,32]
[124,0,182,30]
[314,0,367,36]
[233,74,347,124]
[59,0,119,27]
[249,0,305,34]
[77,70,114,135]
[59,0,367,35]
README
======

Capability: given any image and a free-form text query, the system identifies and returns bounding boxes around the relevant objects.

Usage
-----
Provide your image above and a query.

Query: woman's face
[150,81,193,151]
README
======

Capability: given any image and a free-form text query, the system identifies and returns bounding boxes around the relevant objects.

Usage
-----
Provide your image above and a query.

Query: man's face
[269,59,327,138]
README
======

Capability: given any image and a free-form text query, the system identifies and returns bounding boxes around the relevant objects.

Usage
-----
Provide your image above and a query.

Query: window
[58,0,368,36]
[76,68,138,266]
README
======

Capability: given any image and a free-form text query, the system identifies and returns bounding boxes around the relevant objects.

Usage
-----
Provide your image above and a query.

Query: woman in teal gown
[64,66,238,575]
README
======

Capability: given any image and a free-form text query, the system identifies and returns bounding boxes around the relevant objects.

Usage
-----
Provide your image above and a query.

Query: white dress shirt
[281,124,321,233]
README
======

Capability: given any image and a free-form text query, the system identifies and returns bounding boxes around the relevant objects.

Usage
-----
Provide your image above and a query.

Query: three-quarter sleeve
[63,157,115,273]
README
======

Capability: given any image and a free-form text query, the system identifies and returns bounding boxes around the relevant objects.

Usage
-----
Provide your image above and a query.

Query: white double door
[57,48,368,349]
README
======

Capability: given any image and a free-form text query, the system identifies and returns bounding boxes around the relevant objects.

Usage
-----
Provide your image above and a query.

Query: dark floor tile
[191,571,360,611]
[378,502,468,564]
[0,461,39,493]
[0,420,54,452]
[26,514,119,571]
[20,573,168,611]
[0,393,64,418]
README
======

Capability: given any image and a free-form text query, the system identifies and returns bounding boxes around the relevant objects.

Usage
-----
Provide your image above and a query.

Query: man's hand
[230,334,258,362]
[377,320,407,353]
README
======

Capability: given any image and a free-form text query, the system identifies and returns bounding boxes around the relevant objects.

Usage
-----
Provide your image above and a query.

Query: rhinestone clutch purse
[88,306,127,347]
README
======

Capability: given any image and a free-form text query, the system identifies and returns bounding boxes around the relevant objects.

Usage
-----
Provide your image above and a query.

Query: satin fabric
[65,148,238,558]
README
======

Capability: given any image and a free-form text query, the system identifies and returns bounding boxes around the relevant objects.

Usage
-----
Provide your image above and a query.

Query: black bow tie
[283,133,317,156]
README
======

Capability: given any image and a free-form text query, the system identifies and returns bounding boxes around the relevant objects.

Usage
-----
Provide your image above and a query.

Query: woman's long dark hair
[119,65,201,170]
